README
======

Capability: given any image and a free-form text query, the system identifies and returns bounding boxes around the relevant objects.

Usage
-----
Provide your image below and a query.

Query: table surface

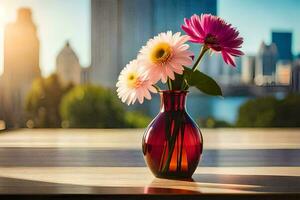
[0,128,299,194]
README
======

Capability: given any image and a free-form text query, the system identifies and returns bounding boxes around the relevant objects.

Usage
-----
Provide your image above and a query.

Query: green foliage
[236,94,300,127]
[25,74,73,128]
[274,94,300,127]
[60,85,126,128]
[236,96,278,127]
[165,67,223,96]
[124,111,152,128]
[184,67,223,96]
[198,117,232,128]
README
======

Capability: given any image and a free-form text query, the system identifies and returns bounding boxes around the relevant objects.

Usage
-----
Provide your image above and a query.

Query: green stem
[161,111,184,174]
[178,122,185,172]
[191,45,209,72]
[181,78,189,91]
[167,78,173,90]
[183,81,189,90]
[181,45,209,90]
[159,141,167,171]
[152,84,161,92]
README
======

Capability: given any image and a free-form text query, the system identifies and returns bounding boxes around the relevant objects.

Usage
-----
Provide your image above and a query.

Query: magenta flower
[181,14,244,67]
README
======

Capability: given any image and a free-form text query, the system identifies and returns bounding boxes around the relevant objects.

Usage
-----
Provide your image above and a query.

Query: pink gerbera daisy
[116,60,157,105]
[181,14,244,67]
[138,31,194,83]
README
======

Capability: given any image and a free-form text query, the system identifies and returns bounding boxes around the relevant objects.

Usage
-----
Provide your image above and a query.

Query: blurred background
[0,0,299,129]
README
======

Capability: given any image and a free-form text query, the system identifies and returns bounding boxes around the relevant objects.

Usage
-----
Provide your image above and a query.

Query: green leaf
[184,67,223,96]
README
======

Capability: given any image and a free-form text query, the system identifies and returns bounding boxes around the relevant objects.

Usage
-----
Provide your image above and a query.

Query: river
[149,95,252,124]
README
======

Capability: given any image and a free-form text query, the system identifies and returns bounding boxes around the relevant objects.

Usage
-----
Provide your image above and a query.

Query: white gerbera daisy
[138,31,194,83]
[116,60,157,105]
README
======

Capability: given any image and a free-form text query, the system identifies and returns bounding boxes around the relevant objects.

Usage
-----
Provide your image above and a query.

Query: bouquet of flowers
[116,14,243,103]
[116,14,243,178]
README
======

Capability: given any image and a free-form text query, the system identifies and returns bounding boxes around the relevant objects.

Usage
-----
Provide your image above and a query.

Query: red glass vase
[142,90,203,179]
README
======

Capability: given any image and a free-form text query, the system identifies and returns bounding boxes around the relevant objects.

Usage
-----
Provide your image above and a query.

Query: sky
[218,0,300,56]
[0,0,90,76]
[0,0,299,76]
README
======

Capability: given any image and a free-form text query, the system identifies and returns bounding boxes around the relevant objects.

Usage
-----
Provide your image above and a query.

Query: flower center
[205,35,218,44]
[126,72,141,88]
[205,34,222,51]
[150,42,172,64]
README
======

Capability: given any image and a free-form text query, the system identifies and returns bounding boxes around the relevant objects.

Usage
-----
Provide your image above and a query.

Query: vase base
[155,173,193,181]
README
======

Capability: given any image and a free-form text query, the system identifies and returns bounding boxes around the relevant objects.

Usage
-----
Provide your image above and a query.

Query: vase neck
[160,91,187,112]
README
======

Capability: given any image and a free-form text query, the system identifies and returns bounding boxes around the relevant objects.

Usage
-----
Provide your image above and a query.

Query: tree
[60,85,126,128]
[236,96,278,127]
[25,74,73,128]
[274,94,300,127]
[236,94,300,127]
[124,111,151,128]
[198,117,232,128]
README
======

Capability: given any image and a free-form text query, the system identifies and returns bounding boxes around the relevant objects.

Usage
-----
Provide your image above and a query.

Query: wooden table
[0,128,299,199]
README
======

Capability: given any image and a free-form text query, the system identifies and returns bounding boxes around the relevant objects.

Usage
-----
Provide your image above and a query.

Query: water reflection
[149,95,250,124]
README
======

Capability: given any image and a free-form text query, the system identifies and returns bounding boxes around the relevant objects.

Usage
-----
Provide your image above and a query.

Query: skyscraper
[56,41,82,85]
[0,8,41,128]
[291,58,300,92]
[276,60,292,85]
[272,31,293,61]
[241,55,256,84]
[90,0,217,88]
[255,42,278,85]
[213,54,242,85]
[90,0,121,88]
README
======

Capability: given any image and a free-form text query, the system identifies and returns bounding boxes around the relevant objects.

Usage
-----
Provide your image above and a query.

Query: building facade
[272,31,293,61]
[291,58,300,92]
[255,42,278,85]
[56,41,82,85]
[90,0,217,88]
[0,8,41,128]
[276,60,292,85]
[241,55,256,84]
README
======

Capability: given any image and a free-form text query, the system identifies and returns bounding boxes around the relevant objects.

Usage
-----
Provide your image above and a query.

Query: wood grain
[0,128,299,194]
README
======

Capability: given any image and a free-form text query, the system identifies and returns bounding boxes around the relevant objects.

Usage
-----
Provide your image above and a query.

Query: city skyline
[219,0,300,55]
[0,0,299,76]
[90,0,217,88]
[0,8,41,127]
[0,0,90,76]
